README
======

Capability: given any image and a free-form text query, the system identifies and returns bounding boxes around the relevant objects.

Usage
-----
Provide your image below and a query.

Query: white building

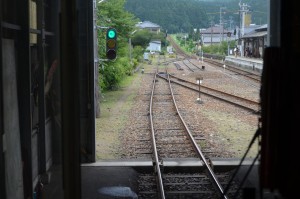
[167,46,173,53]
[147,40,161,52]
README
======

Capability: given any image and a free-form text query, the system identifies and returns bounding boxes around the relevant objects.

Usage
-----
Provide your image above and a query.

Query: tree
[131,29,167,49]
[131,30,152,48]
[125,0,267,33]
[97,0,140,91]
[195,29,201,43]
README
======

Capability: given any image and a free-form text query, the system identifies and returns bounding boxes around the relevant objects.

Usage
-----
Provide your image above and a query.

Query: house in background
[201,25,235,46]
[136,21,161,34]
[147,40,161,52]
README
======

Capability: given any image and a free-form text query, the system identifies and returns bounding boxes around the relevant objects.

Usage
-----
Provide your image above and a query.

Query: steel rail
[204,58,261,82]
[166,72,228,199]
[182,60,195,72]
[186,59,204,70]
[158,74,258,114]
[168,34,260,83]
[149,71,166,199]
[169,74,259,105]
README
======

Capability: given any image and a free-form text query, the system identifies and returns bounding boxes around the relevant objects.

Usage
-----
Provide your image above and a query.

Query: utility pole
[240,3,250,37]
[239,1,250,57]
[229,16,233,30]
[220,7,226,43]
[210,21,213,46]
[129,30,137,65]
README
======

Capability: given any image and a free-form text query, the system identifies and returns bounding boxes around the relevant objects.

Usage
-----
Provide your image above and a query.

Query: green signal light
[107,29,116,39]
[106,28,117,60]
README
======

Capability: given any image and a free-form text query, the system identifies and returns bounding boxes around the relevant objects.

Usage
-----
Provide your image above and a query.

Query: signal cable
[233,152,260,199]
[221,127,261,198]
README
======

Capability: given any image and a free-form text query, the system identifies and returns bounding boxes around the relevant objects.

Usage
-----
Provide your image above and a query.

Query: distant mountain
[125,0,268,33]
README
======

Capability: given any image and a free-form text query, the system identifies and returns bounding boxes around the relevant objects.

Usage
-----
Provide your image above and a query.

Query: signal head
[106,28,117,60]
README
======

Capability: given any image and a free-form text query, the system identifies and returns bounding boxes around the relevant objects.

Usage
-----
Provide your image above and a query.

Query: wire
[233,153,260,199]
[221,127,261,198]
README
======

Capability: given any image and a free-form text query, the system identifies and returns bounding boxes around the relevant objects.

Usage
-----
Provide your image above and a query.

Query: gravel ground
[96,55,260,160]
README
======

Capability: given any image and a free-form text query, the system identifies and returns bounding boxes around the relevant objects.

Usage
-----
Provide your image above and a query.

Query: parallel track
[157,72,259,114]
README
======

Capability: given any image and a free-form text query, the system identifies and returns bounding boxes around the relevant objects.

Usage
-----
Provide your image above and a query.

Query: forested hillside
[125,0,268,33]
[125,0,208,33]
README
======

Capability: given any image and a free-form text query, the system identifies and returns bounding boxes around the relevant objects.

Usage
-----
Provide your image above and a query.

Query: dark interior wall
[1,0,17,23]
[261,0,300,198]
[17,0,33,197]
[2,0,95,197]
[276,1,300,197]
[60,0,82,198]
[0,2,6,195]
[2,38,25,199]
[0,1,6,197]
[1,0,64,198]
[78,0,95,163]
[44,0,62,165]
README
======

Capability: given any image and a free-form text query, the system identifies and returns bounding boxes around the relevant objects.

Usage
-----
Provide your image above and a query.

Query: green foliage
[119,57,133,75]
[132,45,144,61]
[99,57,133,90]
[175,33,237,56]
[99,63,123,90]
[132,58,139,68]
[201,0,268,26]
[202,40,236,56]
[97,0,141,91]
[125,0,208,33]
[131,30,152,48]
[125,0,268,33]
[131,30,167,48]
[153,32,168,47]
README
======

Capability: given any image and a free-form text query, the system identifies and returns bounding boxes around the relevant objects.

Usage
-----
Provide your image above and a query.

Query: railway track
[203,58,261,83]
[142,69,234,198]
[168,35,261,88]
[167,36,196,60]
[138,171,239,198]
[157,72,259,114]
[181,59,202,72]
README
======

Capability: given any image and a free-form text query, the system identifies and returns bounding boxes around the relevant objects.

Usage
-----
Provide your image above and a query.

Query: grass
[202,109,259,158]
[95,69,143,160]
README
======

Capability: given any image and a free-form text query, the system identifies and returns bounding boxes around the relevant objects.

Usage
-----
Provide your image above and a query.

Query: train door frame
[261,0,300,198]
[60,0,96,198]
[0,3,6,194]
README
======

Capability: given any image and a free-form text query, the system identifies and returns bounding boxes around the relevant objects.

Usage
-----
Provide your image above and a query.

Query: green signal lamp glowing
[107,29,116,39]
[106,27,117,60]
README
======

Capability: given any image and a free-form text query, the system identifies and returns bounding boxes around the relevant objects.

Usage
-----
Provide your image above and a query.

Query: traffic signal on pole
[106,27,117,60]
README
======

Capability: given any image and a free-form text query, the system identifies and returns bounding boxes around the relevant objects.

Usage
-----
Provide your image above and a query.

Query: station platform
[225,55,263,73]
